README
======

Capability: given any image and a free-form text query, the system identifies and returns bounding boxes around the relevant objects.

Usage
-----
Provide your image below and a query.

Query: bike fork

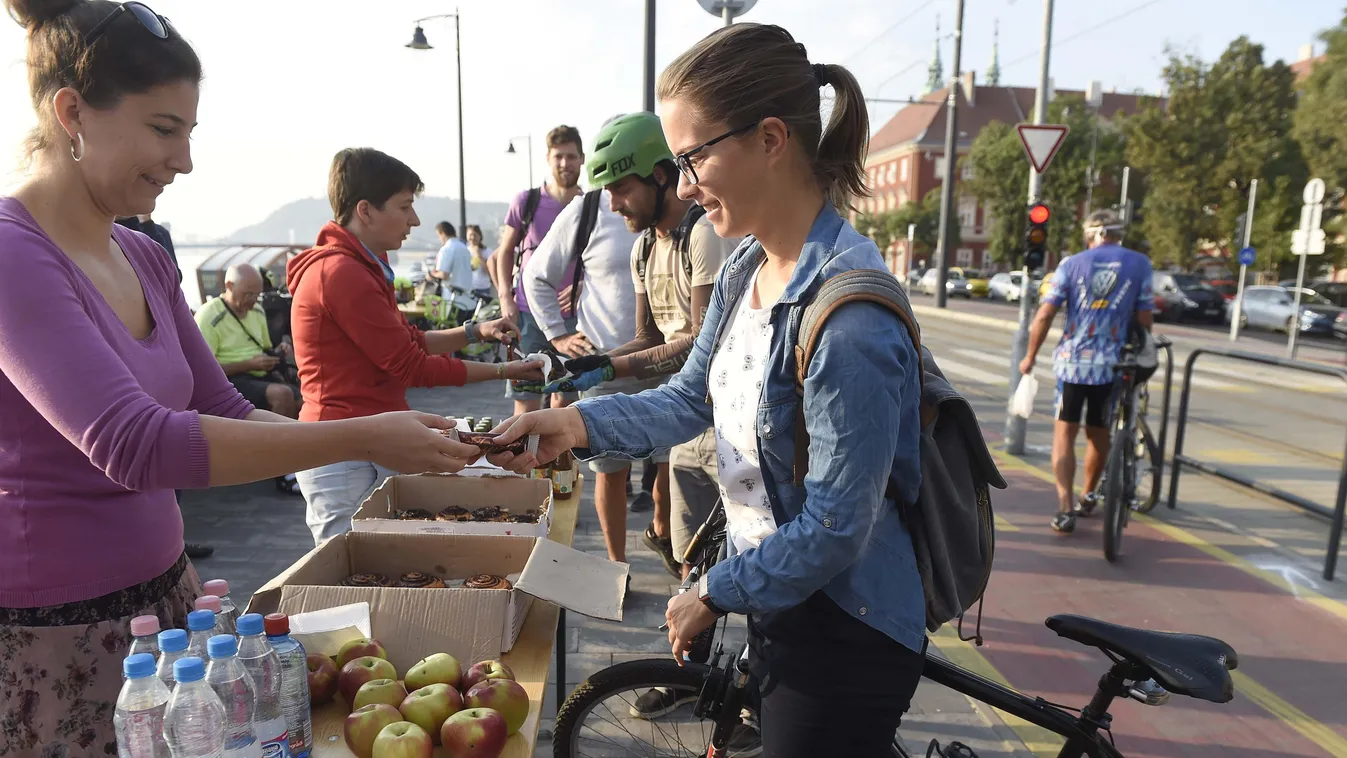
[707,645,752,758]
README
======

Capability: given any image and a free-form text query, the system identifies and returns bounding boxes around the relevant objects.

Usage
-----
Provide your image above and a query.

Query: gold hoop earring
[70,133,85,163]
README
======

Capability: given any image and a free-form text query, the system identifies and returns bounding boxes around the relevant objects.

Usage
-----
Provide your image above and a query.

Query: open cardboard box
[352,474,552,538]
[246,531,626,673]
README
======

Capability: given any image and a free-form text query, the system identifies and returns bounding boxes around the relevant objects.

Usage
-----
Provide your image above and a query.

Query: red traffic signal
[1028,204,1050,224]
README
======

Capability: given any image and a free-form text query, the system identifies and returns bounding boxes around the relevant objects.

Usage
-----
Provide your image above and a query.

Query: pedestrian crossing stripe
[945,348,1254,393]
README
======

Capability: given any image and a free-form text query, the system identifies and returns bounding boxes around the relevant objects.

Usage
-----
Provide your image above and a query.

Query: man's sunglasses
[674,122,760,186]
[84,2,171,46]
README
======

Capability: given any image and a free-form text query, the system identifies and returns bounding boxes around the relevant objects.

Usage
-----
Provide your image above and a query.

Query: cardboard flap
[515,538,628,622]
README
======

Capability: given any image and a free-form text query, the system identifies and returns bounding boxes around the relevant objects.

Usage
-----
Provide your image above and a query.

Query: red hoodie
[288,222,467,422]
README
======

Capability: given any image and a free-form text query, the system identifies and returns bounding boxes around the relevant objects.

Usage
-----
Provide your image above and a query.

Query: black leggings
[748,592,924,757]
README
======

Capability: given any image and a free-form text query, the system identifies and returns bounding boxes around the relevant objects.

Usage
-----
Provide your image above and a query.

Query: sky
[1,0,1343,242]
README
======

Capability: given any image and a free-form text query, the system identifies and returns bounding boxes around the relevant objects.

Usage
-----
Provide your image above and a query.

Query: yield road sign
[1238,247,1256,266]
[1016,123,1070,173]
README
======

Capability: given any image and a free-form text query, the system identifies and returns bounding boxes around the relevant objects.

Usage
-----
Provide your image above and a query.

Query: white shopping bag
[1010,373,1038,419]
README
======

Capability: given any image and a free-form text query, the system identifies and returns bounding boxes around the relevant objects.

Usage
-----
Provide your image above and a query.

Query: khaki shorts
[670,427,720,561]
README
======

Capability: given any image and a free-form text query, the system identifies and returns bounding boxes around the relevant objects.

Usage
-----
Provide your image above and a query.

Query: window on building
[899,157,909,182]
[961,161,974,180]
[958,197,977,228]
[898,188,909,206]
[934,155,946,177]
[887,163,898,185]
[956,248,974,267]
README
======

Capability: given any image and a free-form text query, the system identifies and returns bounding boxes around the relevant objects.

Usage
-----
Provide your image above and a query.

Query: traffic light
[1025,203,1050,270]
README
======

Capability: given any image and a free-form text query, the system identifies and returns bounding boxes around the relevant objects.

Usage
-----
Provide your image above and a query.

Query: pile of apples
[306,637,529,758]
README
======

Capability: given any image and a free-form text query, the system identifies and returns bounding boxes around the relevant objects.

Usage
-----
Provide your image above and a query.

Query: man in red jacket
[289,147,542,544]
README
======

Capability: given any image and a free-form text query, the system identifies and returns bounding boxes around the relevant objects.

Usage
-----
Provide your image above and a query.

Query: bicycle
[552,499,1238,758]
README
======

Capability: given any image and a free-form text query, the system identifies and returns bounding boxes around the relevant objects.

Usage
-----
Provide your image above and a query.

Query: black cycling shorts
[1055,381,1114,428]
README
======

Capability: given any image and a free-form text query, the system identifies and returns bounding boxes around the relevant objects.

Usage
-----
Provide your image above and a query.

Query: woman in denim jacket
[491,23,925,756]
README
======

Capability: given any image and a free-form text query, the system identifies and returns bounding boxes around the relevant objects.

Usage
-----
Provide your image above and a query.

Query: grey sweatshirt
[522,189,641,354]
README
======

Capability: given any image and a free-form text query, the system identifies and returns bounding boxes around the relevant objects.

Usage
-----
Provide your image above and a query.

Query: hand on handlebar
[666,590,718,667]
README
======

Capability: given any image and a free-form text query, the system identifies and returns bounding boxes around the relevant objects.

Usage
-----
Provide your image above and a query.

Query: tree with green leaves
[1293,10,1347,273]
[854,189,958,270]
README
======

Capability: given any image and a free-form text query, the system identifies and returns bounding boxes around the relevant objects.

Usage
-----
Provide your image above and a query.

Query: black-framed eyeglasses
[674,122,760,185]
[84,2,171,47]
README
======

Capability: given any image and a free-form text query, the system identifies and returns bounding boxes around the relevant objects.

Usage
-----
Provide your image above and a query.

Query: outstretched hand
[485,408,589,473]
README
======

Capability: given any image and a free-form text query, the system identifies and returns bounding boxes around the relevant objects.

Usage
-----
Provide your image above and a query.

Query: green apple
[343,704,401,758]
[398,683,463,744]
[339,656,398,706]
[354,679,409,711]
[440,708,507,758]
[460,659,514,692]
[464,678,530,736]
[405,652,462,692]
[370,721,432,758]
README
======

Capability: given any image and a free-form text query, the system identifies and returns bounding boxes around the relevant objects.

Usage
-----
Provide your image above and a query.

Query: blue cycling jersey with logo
[1043,244,1154,386]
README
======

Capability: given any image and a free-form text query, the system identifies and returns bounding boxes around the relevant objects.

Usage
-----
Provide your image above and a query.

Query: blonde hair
[657,23,870,209]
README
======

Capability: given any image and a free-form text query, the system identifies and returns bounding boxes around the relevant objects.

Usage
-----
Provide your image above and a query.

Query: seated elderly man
[196,263,301,418]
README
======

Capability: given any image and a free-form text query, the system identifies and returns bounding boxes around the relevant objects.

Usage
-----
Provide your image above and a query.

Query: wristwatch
[698,573,728,617]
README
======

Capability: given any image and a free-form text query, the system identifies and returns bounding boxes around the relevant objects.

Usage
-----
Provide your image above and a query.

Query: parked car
[1229,285,1343,334]
[1166,273,1226,323]
[988,272,1025,302]
[918,267,974,297]
[1207,279,1238,302]
[906,269,924,290]
[1305,281,1347,308]
[1150,272,1189,322]
[961,269,991,298]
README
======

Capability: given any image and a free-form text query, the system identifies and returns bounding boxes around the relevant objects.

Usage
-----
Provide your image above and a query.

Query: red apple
[343,704,401,758]
[405,652,462,692]
[440,708,507,758]
[340,656,399,707]
[464,679,529,736]
[371,721,432,758]
[460,660,514,692]
[337,638,389,670]
[307,654,340,705]
[354,679,409,711]
[399,683,463,744]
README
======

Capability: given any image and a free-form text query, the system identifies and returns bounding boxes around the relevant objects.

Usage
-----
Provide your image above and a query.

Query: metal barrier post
[1164,349,1201,510]
[1155,340,1175,491]
[1328,440,1347,581]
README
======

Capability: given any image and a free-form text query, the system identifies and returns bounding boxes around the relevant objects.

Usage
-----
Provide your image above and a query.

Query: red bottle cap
[263,613,289,636]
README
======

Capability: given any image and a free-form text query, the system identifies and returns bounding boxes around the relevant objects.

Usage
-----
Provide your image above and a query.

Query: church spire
[923,15,944,96]
[986,19,1002,86]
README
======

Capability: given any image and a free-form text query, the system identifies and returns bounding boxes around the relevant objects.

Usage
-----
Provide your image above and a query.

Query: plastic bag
[1010,373,1038,419]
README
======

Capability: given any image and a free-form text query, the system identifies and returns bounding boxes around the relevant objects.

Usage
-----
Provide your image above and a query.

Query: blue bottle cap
[207,634,237,659]
[186,609,216,632]
[123,653,156,679]
[236,613,264,636]
[174,657,206,683]
[158,628,189,653]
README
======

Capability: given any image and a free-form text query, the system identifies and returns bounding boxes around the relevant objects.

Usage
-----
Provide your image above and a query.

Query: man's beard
[555,169,580,189]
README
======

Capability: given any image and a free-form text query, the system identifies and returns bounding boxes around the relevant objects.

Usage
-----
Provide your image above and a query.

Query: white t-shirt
[435,238,477,311]
[709,262,779,554]
[469,245,494,293]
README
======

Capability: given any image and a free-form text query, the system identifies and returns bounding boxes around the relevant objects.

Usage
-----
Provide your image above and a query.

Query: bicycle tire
[553,658,711,758]
[1102,424,1130,563]
[1132,419,1163,514]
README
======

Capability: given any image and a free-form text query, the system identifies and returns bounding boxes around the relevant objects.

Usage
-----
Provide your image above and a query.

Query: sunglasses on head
[84,2,171,46]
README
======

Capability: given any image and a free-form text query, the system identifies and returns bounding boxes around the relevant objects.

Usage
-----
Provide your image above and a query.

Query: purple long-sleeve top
[0,198,255,609]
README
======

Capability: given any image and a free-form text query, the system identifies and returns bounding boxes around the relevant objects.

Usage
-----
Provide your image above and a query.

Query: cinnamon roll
[398,572,447,589]
[505,510,540,524]
[463,574,512,590]
[471,506,506,522]
[340,573,392,588]
[394,508,436,520]
[436,506,472,522]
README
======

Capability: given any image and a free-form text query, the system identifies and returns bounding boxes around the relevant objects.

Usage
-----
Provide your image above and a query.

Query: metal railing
[1153,336,1175,487]
[1165,347,1347,580]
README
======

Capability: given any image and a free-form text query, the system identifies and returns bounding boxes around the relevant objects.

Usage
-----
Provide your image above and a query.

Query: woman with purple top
[0,2,483,754]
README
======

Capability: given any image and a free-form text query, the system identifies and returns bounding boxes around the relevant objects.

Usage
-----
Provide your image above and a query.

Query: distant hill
[223,196,512,251]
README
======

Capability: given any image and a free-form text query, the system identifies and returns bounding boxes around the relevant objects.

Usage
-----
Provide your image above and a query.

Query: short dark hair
[328,148,424,226]
[546,125,583,154]
[8,0,204,157]
[435,221,456,237]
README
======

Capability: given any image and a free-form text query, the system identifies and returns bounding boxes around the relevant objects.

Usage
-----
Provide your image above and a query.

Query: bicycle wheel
[1102,424,1131,563]
[1131,418,1163,514]
[554,659,714,758]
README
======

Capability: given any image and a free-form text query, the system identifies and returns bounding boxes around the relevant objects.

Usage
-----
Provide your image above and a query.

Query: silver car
[988,272,1024,302]
[1229,285,1339,334]
[919,268,972,297]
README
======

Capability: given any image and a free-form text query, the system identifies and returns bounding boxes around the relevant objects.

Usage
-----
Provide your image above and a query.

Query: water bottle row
[116,608,313,758]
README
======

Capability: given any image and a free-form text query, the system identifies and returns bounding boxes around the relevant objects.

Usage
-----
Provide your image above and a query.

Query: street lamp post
[506,135,533,188]
[407,11,467,236]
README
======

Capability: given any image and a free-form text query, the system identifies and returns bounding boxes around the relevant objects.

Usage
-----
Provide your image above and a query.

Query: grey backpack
[792,269,1007,636]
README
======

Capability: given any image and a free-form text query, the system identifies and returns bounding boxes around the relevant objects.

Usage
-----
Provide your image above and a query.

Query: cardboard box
[246,531,625,673]
[352,474,552,538]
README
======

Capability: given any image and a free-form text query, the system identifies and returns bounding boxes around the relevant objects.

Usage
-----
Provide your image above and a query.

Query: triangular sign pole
[1016,123,1070,174]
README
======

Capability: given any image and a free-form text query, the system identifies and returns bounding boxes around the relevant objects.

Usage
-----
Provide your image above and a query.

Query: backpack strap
[791,269,925,487]
[635,204,707,282]
[634,230,657,281]
[568,190,604,316]
[518,187,542,249]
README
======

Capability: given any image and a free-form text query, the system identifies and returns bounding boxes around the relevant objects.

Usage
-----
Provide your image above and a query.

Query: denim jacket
[574,204,925,652]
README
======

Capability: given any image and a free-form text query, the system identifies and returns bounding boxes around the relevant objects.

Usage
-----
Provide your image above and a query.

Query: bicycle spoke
[574,690,707,758]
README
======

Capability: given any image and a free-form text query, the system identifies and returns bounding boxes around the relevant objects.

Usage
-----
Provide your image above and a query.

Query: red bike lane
[958,459,1347,757]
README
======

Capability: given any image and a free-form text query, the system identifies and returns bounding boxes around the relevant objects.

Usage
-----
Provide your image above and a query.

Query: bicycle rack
[1155,337,1175,489]
[1165,347,1347,581]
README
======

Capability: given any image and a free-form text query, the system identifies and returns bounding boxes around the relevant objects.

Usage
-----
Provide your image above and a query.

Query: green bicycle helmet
[586,112,675,189]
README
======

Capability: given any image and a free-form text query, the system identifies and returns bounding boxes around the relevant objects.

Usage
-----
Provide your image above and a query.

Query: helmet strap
[643,174,671,233]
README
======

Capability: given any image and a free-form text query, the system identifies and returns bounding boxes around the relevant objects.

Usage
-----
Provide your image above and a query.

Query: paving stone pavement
[182,379,1028,758]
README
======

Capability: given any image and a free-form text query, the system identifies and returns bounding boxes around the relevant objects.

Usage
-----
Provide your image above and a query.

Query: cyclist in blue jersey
[1020,210,1154,533]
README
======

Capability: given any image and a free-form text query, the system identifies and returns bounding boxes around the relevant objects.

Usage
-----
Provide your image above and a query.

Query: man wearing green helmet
[546,111,740,585]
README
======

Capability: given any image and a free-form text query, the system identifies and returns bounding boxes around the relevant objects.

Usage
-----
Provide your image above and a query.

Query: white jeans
[297,460,398,545]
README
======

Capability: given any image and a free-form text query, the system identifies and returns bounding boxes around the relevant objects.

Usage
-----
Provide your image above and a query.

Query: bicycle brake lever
[658,567,701,631]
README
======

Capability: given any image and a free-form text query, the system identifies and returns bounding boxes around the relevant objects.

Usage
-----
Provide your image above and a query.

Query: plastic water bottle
[203,580,241,636]
[127,616,162,674]
[115,653,172,758]
[263,614,311,758]
[195,596,235,637]
[164,657,226,758]
[186,610,220,661]
[236,614,290,758]
[157,630,190,691]
[205,635,262,758]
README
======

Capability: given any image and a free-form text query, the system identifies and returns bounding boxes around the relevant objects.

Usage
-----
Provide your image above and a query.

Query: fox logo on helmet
[611,153,636,175]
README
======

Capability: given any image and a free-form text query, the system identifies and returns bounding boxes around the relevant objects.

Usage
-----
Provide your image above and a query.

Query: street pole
[643,0,656,112]
[1229,179,1257,342]
[1119,166,1131,227]
[933,0,964,309]
[723,2,733,26]
[1289,247,1308,358]
[1004,0,1054,456]
[1084,113,1099,213]
[454,11,466,235]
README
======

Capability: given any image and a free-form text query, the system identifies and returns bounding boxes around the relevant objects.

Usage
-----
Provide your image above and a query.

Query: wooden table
[308,479,582,758]
[397,302,427,320]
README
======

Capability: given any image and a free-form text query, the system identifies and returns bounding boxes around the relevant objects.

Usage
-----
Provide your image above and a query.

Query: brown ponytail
[657,23,870,209]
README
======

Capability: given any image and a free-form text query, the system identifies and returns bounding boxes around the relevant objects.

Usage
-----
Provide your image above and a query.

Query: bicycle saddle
[1045,615,1237,703]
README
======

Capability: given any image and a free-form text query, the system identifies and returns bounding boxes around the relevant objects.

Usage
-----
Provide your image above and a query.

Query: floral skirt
[0,555,201,758]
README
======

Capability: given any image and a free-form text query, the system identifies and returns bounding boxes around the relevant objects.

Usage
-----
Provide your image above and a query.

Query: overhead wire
[1002,0,1166,69]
